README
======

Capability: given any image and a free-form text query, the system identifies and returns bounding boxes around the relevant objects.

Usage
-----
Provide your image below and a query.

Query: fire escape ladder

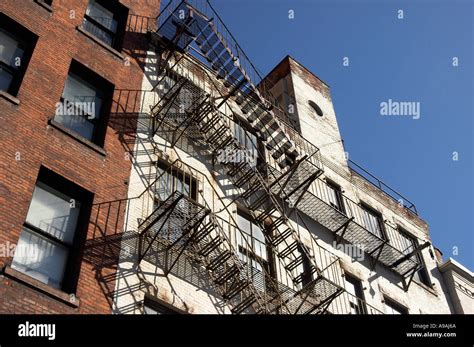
[187,214,271,314]
[138,191,209,264]
[148,1,345,311]
[137,189,275,314]
[189,104,342,313]
[155,0,303,168]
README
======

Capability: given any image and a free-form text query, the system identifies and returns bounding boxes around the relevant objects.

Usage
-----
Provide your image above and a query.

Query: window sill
[413,279,438,296]
[34,0,53,13]
[3,266,80,308]
[0,90,20,105]
[49,119,107,157]
[76,25,125,60]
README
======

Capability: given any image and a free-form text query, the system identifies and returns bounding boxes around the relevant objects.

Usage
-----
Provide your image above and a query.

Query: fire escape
[132,0,425,314]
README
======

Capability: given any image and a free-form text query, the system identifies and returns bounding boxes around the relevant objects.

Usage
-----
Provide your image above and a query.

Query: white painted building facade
[111,1,463,315]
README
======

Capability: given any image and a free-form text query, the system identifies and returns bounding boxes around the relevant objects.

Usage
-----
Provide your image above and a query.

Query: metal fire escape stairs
[159,1,423,292]
[143,1,344,314]
[137,188,270,314]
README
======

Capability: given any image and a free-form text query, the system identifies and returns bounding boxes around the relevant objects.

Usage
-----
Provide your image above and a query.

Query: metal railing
[348,160,418,216]
[302,177,421,276]
[152,52,324,174]
[155,0,302,127]
[150,51,422,280]
[127,14,155,33]
[328,290,384,315]
[154,159,342,290]
[156,2,420,219]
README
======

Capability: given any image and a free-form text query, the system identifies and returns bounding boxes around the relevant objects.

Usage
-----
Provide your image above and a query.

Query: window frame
[82,0,128,51]
[154,160,198,204]
[58,73,103,140]
[236,209,276,290]
[383,296,408,314]
[397,226,432,287]
[52,60,113,147]
[344,273,366,314]
[12,167,93,293]
[0,14,38,96]
[308,100,323,117]
[325,179,345,214]
[360,202,386,240]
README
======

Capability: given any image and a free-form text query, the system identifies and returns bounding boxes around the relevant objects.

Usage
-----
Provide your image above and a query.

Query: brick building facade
[0,0,159,313]
[0,0,471,316]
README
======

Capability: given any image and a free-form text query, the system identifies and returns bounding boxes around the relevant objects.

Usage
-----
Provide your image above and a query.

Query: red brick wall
[0,0,160,314]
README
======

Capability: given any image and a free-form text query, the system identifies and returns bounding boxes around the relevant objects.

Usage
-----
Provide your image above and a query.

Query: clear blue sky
[171,0,474,268]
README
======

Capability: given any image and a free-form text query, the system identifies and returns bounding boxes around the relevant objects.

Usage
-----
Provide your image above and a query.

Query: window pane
[327,185,339,210]
[11,229,69,289]
[345,276,364,314]
[86,0,118,33]
[0,28,24,67]
[252,224,266,260]
[155,167,193,201]
[345,277,357,296]
[55,72,103,140]
[237,214,251,236]
[0,68,13,91]
[83,20,114,46]
[362,208,382,238]
[54,112,95,140]
[26,182,80,244]
[155,167,172,201]
[62,73,102,118]
[399,232,415,254]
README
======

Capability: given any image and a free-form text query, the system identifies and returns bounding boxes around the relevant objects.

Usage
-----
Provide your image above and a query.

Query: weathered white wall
[439,259,474,314]
[282,57,451,314]
[113,51,453,314]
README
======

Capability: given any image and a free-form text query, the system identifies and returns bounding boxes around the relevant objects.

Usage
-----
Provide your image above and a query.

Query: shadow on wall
[83,197,223,313]
[84,18,227,314]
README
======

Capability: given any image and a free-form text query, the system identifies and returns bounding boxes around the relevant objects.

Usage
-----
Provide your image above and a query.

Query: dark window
[236,210,274,292]
[0,14,37,96]
[143,296,182,314]
[344,274,366,314]
[230,118,262,169]
[11,167,92,292]
[397,227,431,286]
[53,60,113,146]
[153,161,198,246]
[360,203,385,239]
[82,0,128,50]
[326,180,345,213]
[154,161,198,203]
[384,297,408,314]
[297,243,313,287]
[308,100,323,117]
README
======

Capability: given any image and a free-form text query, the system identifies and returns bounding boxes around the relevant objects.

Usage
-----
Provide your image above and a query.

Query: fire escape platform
[139,0,424,314]
[139,191,210,260]
[297,191,384,254]
[296,190,420,278]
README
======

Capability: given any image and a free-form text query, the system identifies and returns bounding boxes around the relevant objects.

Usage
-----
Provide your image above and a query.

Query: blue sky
[177,0,474,268]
